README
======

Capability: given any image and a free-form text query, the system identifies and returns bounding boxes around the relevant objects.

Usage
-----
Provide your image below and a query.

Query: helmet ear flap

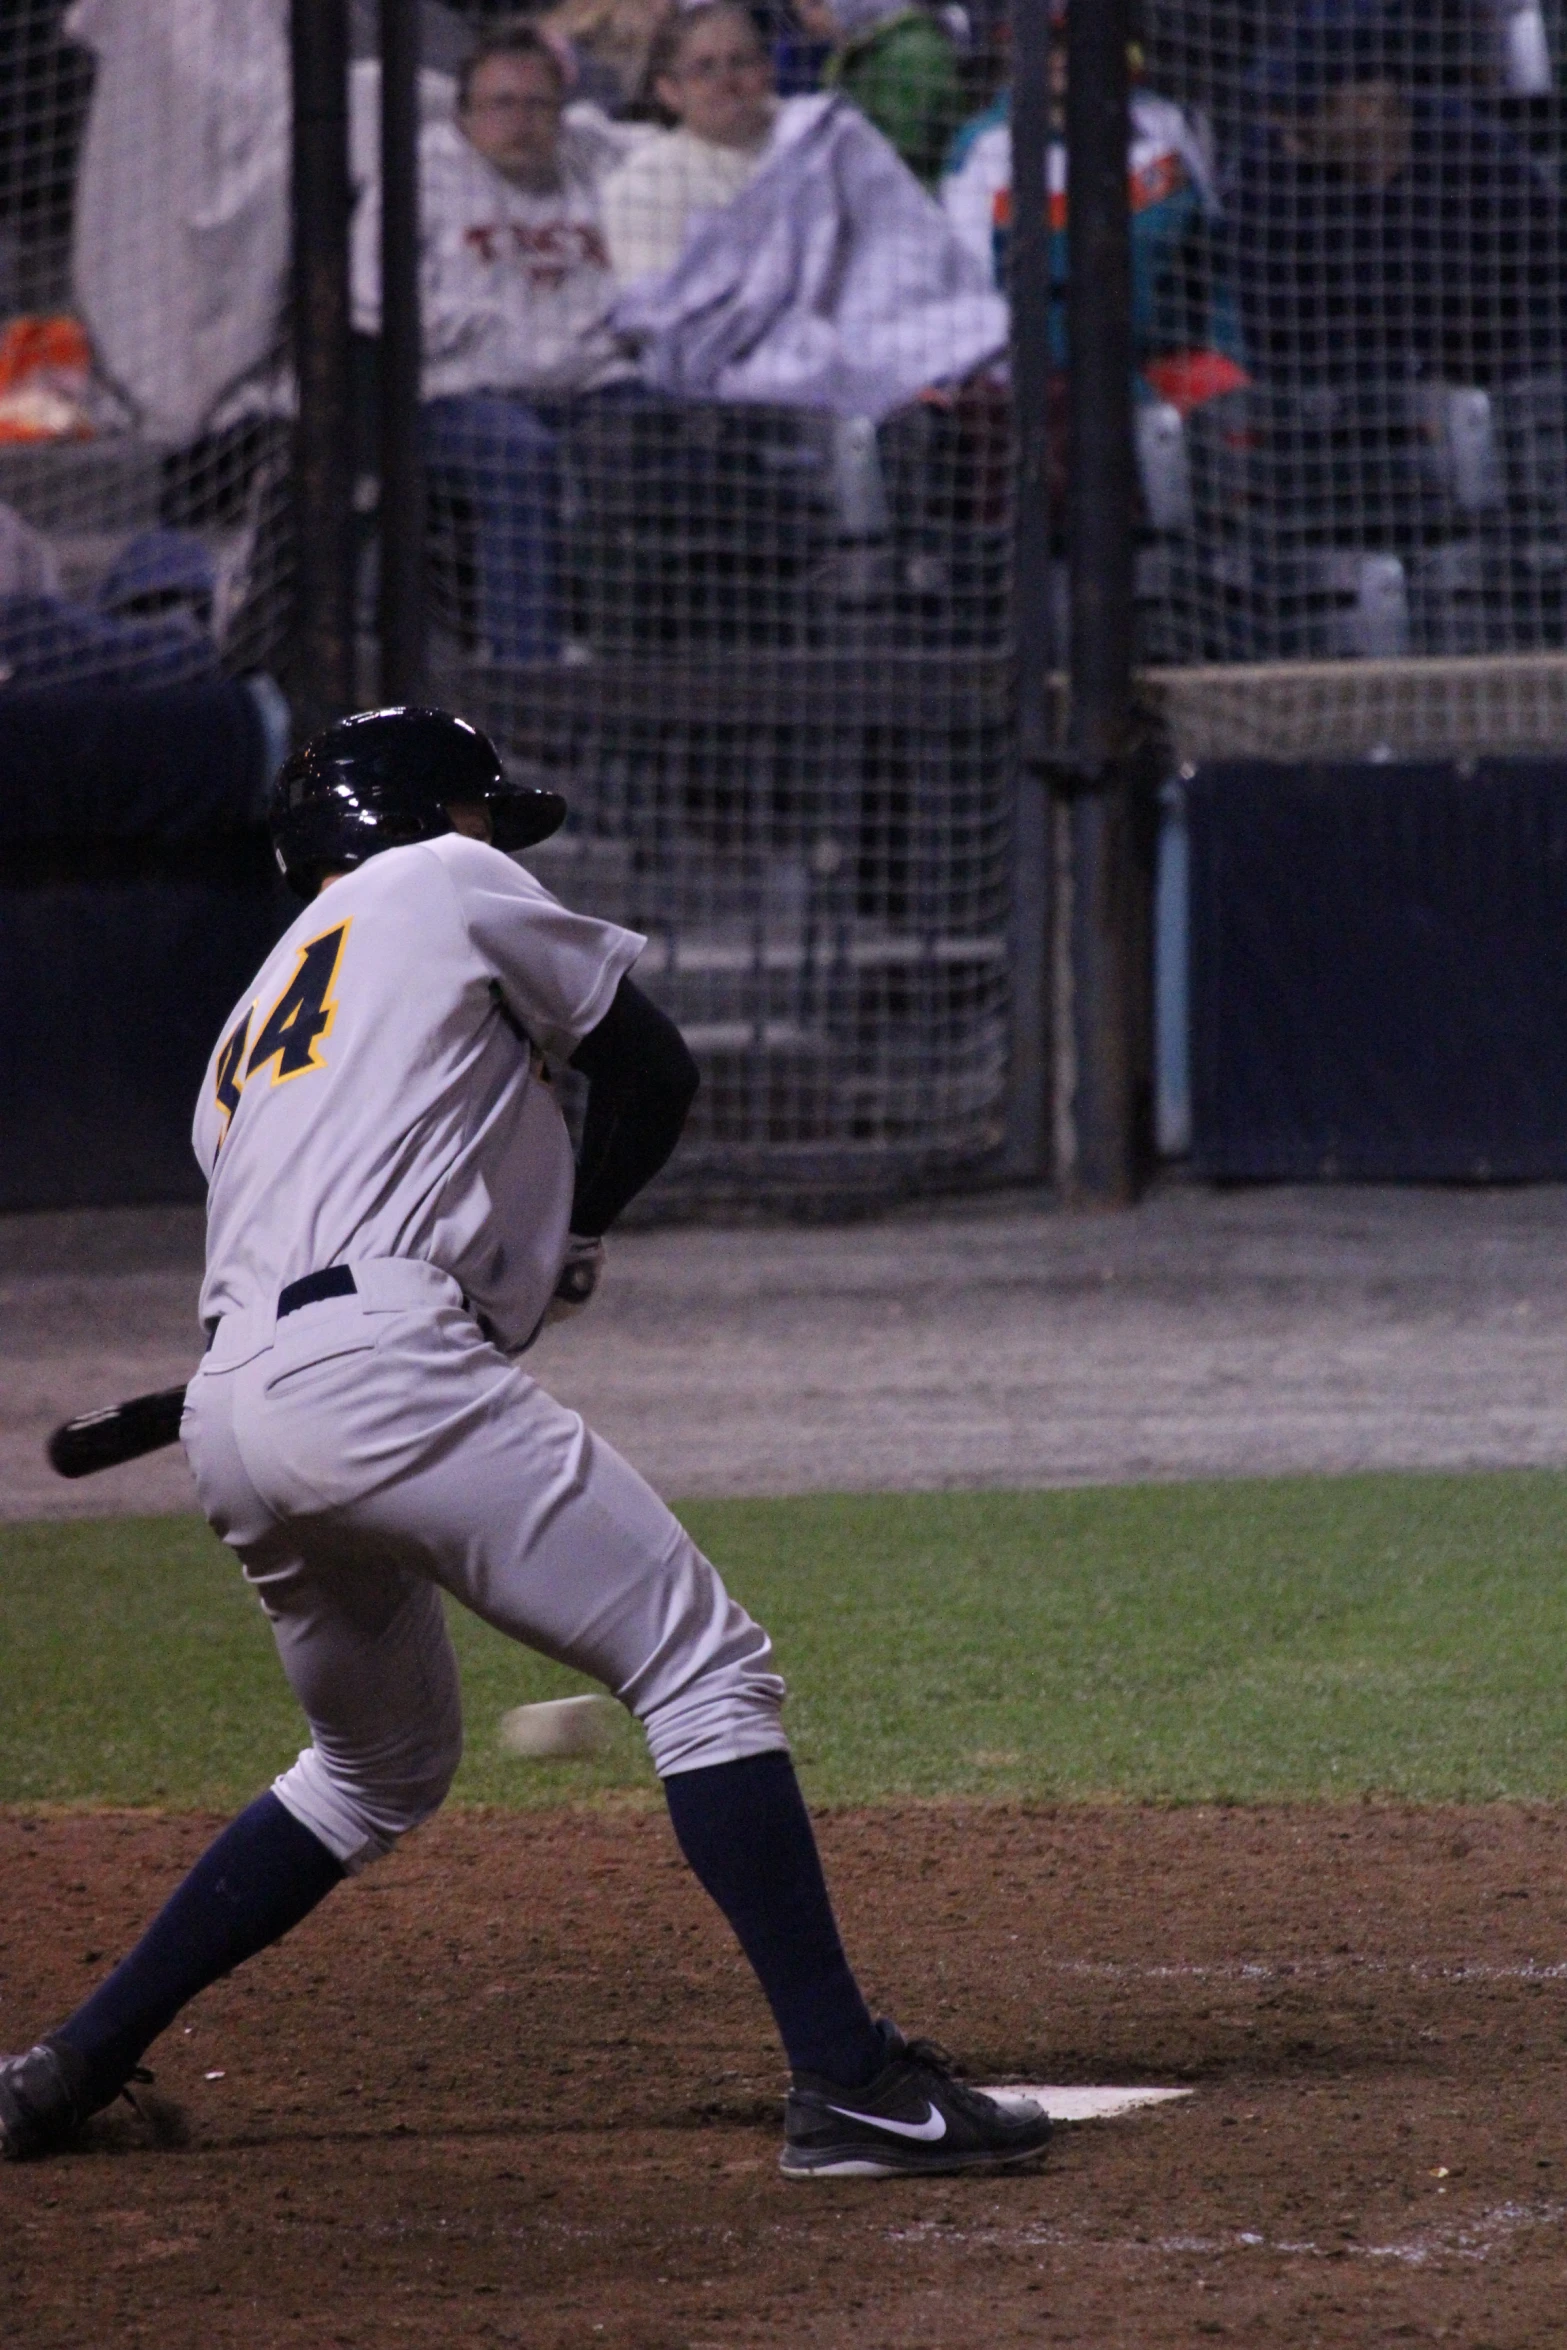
[486,786,568,852]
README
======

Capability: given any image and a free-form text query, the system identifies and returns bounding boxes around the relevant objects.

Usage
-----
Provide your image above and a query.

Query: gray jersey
[193,832,644,1348]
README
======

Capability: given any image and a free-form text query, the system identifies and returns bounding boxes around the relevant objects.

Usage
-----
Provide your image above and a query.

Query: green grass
[4,1473,1567,1809]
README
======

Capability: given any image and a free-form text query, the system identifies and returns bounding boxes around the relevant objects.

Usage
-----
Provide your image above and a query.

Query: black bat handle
[46,1385,191,1479]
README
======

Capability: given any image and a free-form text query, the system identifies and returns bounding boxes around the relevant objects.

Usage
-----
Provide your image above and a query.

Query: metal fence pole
[1003,0,1056,1182]
[379,0,426,703]
[290,0,356,733]
[1061,0,1150,1204]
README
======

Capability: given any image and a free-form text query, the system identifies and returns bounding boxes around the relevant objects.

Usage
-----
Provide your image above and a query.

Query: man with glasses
[353,28,644,662]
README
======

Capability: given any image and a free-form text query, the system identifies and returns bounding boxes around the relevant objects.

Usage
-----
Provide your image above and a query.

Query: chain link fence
[1136,2,1567,706]
[3,1,1566,1204]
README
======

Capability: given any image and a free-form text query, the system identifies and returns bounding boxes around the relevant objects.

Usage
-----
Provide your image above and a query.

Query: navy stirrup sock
[662,1749,883,2088]
[54,1791,345,2107]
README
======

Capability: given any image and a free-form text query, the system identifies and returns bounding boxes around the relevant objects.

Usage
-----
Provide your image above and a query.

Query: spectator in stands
[941,0,1240,407]
[538,0,678,116]
[601,2,783,285]
[1232,0,1563,387]
[792,0,963,187]
[604,0,1002,417]
[354,25,645,662]
[609,57,1004,419]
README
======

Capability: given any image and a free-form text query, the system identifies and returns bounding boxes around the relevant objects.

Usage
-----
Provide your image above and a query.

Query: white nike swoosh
[825,2100,948,2142]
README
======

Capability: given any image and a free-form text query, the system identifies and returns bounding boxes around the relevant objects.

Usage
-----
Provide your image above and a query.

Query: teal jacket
[942,89,1242,381]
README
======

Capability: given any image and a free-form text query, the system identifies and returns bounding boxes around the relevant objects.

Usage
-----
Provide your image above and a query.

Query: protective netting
[1136,0,1567,739]
[379,3,1021,1196]
[5,1,1567,1195]
[0,0,1019,1198]
[0,6,298,697]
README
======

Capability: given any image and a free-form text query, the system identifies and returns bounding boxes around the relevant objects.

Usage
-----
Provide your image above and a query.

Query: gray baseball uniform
[181,832,787,1871]
[0,713,1045,2182]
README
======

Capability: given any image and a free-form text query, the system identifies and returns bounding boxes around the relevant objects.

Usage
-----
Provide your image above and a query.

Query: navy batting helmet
[268,706,568,894]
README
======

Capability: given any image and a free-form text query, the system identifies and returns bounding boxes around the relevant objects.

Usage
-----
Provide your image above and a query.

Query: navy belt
[203,1265,360,1353]
[277,1266,357,1318]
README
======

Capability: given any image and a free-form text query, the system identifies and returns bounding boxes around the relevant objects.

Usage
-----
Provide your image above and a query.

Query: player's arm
[567,974,699,1237]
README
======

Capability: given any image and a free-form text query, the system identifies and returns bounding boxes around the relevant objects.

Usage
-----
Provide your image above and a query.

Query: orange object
[0,313,93,442]
[0,313,91,391]
[1142,349,1251,416]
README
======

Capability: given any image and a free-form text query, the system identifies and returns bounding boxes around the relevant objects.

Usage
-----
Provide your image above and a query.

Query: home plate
[979,2085,1192,2123]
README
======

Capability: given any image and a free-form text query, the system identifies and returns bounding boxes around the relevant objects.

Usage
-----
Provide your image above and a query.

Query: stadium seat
[1162,378,1515,661]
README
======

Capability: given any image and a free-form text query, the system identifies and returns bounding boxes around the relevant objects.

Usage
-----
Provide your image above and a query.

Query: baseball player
[0,707,1049,2182]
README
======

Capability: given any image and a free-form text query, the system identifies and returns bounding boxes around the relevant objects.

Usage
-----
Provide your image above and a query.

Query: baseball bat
[46,1385,189,1479]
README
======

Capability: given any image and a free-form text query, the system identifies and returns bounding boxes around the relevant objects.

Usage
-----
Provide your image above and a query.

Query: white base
[979,2085,1192,2123]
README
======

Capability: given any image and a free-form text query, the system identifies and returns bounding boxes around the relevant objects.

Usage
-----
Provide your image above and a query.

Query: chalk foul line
[887,2199,1567,2268]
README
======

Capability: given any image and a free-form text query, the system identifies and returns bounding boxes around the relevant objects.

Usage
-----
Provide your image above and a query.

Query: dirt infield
[6,1802,1567,2348]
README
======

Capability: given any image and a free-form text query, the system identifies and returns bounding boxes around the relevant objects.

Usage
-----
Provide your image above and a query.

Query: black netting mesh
[0,4,296,698]
[5,1,1566,1195]
[1137,0,1566,669]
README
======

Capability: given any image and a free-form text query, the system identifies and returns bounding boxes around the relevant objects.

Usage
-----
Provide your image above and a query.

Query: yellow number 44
[248,921,351,1086]
[212,922,351,1144]
[214,920,352,1142]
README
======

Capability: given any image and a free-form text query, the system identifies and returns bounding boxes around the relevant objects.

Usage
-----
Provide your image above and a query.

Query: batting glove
[544,1233,605,1327]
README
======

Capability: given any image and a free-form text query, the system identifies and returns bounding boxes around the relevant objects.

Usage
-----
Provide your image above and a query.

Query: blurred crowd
[0,0,1560,672]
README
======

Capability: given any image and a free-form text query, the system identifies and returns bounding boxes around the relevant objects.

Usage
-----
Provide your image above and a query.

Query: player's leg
[188,1308,883,2094]
[364,1348,1049,2175]
[361,1361,1048,2174]
[221,1306,882,2090]
[325,1337,903,2080]
[660,1748,881,2083]
[0,1374,461,2161]
[281,1317,878,2075]
[168,1301,1047,2178]
[0,1777,345,2156]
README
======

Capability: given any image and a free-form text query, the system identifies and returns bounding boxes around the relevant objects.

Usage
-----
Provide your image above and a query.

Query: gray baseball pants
[181,1259,787,1873]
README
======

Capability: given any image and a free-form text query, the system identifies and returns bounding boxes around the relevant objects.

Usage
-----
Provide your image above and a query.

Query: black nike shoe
[0,2039,156,2161]
[780,2021,1052,2180]
[0,2039,95,2160]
